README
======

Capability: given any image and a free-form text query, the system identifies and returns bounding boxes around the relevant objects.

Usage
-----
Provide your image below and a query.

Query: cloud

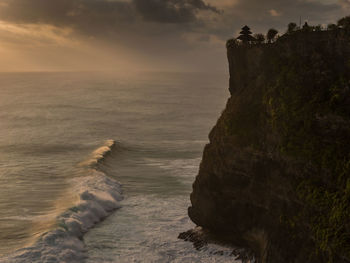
[134,0,219,23]
[269,9,282,17]
[0,22,76,48]
[0,0,219,26]
[0,0,136,33]
[339,0,350,9]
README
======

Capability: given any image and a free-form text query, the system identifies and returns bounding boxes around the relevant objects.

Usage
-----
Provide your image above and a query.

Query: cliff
[188,29,350,263]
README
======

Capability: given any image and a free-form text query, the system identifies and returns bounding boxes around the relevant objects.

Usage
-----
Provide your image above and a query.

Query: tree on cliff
[327,23,338,30]
[287,22,297,33]
[226,38,238,49]
[254,33,265,44]
[302,22,312,32]
[338,16,350,30]
[237,25,256,43]
[313,24,322,31]
[267,28,278,43]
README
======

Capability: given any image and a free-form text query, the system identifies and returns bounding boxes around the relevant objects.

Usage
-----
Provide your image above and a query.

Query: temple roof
[237,34,256,41]
[237,25,255,43]
[240,30,252,35]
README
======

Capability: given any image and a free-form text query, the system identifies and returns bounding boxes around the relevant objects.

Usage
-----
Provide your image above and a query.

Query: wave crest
[79,139,116,167]
[2,140,122,263]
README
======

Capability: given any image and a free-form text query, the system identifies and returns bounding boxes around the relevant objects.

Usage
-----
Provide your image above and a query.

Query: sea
[0,71,241,262]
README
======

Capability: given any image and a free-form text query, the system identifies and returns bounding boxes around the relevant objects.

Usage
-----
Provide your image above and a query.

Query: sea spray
[1,140,122,263]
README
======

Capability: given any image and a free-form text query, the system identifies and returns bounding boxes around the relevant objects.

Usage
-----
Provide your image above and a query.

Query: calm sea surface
[0,71,240,262]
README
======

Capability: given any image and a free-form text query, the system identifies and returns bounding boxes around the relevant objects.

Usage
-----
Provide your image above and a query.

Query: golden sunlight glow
[0,21,77,47]
[0,21,145,72]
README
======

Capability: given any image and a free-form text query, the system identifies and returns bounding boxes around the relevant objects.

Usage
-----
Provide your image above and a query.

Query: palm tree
[267,28,278,43]
[287,22,297,33]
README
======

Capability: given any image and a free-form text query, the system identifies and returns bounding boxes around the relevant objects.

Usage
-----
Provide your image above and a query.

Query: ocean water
[0,71,240,262]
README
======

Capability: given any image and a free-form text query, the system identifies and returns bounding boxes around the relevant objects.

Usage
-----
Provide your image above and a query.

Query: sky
[0,0,349,72]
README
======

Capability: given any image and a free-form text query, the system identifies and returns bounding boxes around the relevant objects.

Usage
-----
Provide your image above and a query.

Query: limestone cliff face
[188,30,350,263]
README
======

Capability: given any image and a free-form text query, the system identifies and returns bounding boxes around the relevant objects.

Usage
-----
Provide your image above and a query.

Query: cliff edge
[188,29,350,263]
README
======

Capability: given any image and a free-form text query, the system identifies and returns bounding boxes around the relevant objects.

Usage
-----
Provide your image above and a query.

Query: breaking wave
[79,139,116,167]
[1,140,122,263]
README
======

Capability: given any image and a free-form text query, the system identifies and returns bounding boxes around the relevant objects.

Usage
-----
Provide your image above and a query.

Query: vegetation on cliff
[263,29,350,261]
[189,17,350,263]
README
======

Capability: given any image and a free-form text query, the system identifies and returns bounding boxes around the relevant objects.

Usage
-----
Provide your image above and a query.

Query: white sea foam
[1,141,122,263]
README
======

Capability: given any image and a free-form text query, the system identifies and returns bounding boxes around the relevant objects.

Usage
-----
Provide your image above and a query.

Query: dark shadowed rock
[188,29,350,263]
[178,227,208,250]
[178,227,256,262]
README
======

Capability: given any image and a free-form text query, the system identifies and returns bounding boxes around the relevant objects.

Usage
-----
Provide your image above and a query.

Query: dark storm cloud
[0,0,134,28]
[133,0,219,23]
[0,0,218,26]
